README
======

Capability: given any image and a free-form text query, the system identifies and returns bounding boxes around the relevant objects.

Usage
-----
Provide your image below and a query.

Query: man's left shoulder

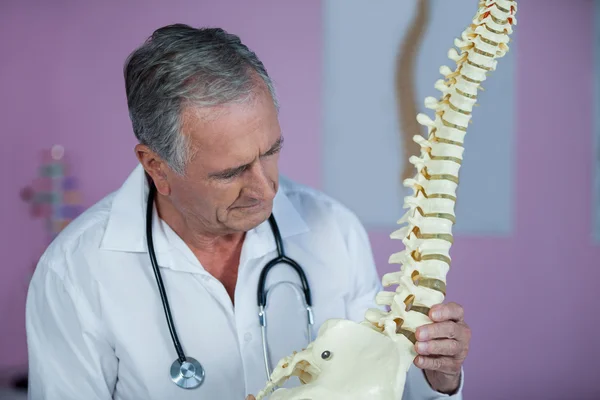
[277,176,365,234]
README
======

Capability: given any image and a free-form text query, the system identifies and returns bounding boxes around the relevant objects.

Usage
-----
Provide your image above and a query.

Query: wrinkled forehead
[180,94,280,168]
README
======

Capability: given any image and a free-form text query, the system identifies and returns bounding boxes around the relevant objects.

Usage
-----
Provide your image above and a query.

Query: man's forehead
[180,100,280,167]
[182,103,251,143]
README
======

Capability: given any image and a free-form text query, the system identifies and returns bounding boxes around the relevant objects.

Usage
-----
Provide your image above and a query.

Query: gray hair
[124,24,278,175]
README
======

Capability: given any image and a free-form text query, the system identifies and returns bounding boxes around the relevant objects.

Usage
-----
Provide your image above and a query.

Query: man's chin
[229,204,272,231]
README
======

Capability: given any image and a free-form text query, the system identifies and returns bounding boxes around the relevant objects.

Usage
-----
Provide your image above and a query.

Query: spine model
[255,2,516,399]
[364,0,517,346]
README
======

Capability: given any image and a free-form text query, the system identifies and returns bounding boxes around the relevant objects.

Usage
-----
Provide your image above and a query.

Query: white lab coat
[25,165,463,400]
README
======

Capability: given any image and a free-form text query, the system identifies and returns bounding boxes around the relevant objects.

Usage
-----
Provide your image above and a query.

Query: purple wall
[1,1,598,399]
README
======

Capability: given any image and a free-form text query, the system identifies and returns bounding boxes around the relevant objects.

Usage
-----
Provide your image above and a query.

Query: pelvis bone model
[256,1,517,398]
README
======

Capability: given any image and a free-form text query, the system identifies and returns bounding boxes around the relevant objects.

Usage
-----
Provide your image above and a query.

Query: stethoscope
[145,181,314,390]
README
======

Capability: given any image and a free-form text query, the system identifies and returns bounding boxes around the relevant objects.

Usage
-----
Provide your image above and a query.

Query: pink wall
[1,1,599,399]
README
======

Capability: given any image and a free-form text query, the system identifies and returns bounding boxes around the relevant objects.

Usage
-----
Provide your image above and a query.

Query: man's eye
[220,167,245,180]
[221,171,239,179]
[264,146,281,157]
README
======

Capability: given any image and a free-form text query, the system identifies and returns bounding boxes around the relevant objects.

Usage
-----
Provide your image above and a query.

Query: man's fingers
[415,339,461,357]
[430,302,464,322]
[416,321,460,341]
[414,355,462,374]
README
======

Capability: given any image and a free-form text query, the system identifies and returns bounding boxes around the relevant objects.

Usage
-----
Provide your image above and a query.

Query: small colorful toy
[20,145,84,244]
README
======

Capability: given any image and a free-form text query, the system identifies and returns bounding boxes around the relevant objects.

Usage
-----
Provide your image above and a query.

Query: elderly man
[25,24,470,399]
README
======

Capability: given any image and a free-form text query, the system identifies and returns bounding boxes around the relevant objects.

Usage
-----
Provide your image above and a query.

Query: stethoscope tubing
[145,178,314,389]
[146,183,187,364]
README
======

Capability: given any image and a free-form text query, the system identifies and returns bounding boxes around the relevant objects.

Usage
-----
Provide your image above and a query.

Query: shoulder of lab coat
[25,192,119,400]
[278,177,464,400]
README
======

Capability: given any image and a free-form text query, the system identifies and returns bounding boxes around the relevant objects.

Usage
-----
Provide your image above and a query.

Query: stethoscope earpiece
[170,357,205,389]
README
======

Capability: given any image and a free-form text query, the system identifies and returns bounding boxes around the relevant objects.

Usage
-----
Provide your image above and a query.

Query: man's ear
[134,144,171,196]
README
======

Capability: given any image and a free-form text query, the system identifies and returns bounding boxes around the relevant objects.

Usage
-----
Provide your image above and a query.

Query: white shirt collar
[100,164,310,265]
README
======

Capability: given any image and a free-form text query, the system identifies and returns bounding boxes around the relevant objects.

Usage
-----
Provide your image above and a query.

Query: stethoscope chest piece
[170,357,205,389]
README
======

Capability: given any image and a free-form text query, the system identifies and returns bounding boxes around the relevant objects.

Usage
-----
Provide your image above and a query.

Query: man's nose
[245,162,276,200]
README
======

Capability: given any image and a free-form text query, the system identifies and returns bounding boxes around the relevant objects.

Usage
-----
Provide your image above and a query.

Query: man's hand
[414,302,470,394]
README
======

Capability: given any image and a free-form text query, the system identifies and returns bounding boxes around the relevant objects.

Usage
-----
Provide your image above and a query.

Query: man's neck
[155,194,244,303]
[154,194,244,255]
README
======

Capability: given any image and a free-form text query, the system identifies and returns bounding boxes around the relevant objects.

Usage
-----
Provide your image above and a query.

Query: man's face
[165,89,282,235]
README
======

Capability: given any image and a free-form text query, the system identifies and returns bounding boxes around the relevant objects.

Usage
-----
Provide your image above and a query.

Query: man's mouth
[233,201,262,210]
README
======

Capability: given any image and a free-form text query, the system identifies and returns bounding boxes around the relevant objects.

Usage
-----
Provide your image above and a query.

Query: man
[25,24,470,399]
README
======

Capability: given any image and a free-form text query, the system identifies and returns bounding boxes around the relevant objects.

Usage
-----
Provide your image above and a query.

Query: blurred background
[1,0,598,399]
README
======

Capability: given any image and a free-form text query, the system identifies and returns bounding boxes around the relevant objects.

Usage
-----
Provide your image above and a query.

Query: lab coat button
[244,332,252,342]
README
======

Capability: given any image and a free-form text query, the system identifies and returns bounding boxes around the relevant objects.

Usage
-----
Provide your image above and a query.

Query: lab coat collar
[100,164,167,254]
[100,164,309,267]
